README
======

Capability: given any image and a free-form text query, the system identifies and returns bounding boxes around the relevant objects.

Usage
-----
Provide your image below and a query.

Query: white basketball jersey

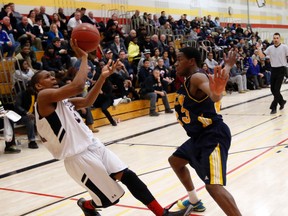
[35,99,94,159]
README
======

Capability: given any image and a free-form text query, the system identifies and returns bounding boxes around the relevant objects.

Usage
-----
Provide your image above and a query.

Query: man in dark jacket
[140,68,173,116]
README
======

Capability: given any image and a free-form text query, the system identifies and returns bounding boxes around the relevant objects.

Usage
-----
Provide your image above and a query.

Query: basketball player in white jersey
[31,40,187,216]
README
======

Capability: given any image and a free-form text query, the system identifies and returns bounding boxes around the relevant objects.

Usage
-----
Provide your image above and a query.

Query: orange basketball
[71,23,101,52]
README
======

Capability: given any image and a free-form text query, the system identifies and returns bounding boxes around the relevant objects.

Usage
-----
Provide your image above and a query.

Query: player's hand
[209,66,228,96]
[70,39,88,59]
[223,49,237,68]
[101,59,120,78]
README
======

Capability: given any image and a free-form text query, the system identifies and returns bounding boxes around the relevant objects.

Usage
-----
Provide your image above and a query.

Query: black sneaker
[28,141,39,149]
[270,109,277,114]
[150,111,160,116]
[162,201,195,216]
[4,145,21,154]
[77,198,101,216]
[280,100,286,110]
[165,109,174,114]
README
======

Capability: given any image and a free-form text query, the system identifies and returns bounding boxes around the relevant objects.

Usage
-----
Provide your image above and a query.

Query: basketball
[71,23,100,52]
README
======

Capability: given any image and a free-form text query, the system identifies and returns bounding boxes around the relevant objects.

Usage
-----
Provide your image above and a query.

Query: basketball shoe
[77,198,101,216]
[177,199,206,212]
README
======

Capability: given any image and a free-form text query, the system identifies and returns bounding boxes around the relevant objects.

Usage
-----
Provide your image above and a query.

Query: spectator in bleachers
[131,10,143,30]
[81,11,96,26]
[138,59,152,86]
[47,23,64,45]
[68,8,80,19]
[202,63,211,75]
[39,6,51,33]
[33,7,40,17]
[52,37,73,70]
[229,62,248,93]
[32,16,46,46]
[158,11,167,26]
[106,13,118,30]
[27,9,36,26]
[51,13,67,34]
[0,4,17,29]
[139,35,154,53]
[67,11,82,34]
[17,16,42,51]
[14,85,39,149]
[177,15,187,32]
[188,26,200,41]
[246,58,264,89]
[79,7,86,19]
[102,21,123,48]
[151,14,160,28]
[118,49,133,80]
[15,43,41,70]
[159,21,173,37]
[151,47,161,68]
[124,29,137,48]
[127,37,141,79]
[168,45,177,66]
[57,7,67,24]
[9,3,22,25]
[41,44,65,78]
[13,59,34,93]
[1,16,19,49]
[109,34,127,60]
[155,58,173,92]
[102,48,113,64]
[139,68,173,116]
[162,50,170,69]
[0,23,16,57]
[204,52,218,74]
[137,49,153,72]
[158,34,169,54]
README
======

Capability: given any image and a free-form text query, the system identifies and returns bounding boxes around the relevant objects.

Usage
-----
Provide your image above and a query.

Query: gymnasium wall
[3,0,288,42]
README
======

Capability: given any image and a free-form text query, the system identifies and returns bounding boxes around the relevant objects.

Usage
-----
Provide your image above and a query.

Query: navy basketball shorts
[173,122,231,185]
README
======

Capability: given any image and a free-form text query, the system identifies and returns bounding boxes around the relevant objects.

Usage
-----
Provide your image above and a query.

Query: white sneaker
[113,98,122,106]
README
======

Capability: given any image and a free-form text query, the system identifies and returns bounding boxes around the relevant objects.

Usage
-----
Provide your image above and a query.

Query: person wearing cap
[102,49,113,64]
[137,49,153,73]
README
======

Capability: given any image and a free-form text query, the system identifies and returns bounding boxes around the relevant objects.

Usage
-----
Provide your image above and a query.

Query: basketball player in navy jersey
[168,47,242,216]
[31,40,187,216]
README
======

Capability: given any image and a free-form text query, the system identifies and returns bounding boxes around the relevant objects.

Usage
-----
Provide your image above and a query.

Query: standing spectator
[257,32,288,114]
[158,11,167,26]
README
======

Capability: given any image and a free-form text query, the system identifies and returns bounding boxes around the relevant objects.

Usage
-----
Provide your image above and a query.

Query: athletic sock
[188,189,199,204]
[147,199,164,216]
[83,200,95,210]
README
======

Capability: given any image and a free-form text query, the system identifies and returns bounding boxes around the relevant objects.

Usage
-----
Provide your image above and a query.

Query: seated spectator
[9,3,22,25]
[139,69,174,116]
[127,37,141,84]
[202,63,211,75]
[47,23,65,45]
[102,22,123,48]
[137,49,153,73]
[123,79,140,101]
[109,34,127,60]
[2,16,19,48]
[158,34,169,54]
[151,47,161,68]
[102,48,114,64]
[204,52,218,74]
[52,37,74,69]
[27,9,36,26]
[229,62,248,93]
[41,44,66,78]
[138,59,152,86]
[17,16,42,51]
[67,11,82,34]
[57,7,67,24]
[0,23,16,57]
[32,16,47,49]
[246,58,264,89]
[155,58,174,92]
[39,6,51,33]
[14,85,39,149]
[162,50,170,69]
[51,12,67,34]
[15,43,42,70]
[0,4,17,28]
[13,59,35,93]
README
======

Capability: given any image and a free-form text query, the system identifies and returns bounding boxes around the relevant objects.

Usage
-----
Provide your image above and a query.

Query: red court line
[1,138,287,214]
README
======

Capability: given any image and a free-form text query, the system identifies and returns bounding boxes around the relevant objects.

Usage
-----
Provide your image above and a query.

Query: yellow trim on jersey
[183,77,209,103]
[209,144,223,185]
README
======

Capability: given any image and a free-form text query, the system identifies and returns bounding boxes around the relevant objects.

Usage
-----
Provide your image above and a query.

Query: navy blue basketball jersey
[174,75,223,137]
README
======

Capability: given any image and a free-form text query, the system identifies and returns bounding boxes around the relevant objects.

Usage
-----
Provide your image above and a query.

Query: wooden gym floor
[1,85,288,216]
